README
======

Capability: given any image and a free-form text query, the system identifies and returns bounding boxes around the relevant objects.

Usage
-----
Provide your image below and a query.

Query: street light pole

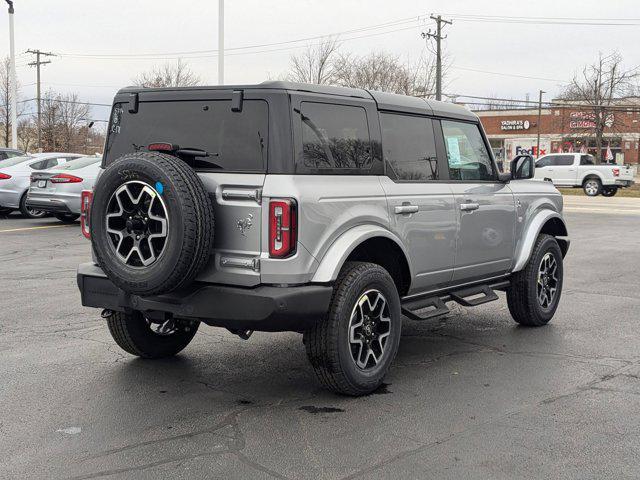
[218,0,224,85]
[5,0,17,149]
[536,90,545,158]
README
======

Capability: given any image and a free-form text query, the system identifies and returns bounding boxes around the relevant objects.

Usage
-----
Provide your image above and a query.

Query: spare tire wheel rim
[105,180,169,267]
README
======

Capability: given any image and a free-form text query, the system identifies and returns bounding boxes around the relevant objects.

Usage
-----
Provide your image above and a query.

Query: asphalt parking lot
[1,197,640,480]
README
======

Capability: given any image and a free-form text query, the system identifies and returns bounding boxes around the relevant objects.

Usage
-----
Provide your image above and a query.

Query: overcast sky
[1,0,639,121]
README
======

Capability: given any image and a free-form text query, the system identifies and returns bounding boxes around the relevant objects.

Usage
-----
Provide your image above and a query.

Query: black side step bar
[401,296,450,321]
[401,280,510,321]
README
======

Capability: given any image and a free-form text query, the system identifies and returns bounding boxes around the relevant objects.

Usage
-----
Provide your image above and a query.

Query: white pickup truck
[534,153,635,196]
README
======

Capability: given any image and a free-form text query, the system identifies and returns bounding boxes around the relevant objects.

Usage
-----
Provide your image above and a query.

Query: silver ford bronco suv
[78,81,569,396]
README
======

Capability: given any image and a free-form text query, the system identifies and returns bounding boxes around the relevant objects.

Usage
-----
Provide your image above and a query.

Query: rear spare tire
[91,152,214,296]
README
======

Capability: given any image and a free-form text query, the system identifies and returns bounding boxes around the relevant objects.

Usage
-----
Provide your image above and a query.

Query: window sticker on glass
[446,137,461,166]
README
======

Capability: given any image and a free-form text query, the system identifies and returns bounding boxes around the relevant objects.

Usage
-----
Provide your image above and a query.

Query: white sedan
[0,153,84,218]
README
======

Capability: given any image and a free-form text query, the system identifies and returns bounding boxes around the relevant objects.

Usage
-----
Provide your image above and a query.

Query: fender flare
[513,210,568,272]
[311,225,413,283]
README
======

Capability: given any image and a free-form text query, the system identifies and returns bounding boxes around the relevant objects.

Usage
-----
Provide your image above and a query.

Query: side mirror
[510,154,534,180]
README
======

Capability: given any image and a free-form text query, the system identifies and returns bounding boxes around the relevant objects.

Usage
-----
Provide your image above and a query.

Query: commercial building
[476,98,640,165]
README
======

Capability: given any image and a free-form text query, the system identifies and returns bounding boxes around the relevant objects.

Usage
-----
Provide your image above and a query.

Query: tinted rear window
[104,100,268,172]
[54,157,102,170]
[0,155,33,168]
[297,102,374,174]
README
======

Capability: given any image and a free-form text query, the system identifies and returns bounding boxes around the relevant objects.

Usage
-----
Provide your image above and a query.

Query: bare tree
[133,59,202,88]
[0,56,22,147]
[56,93,90,151]
[288,38,341,84]
[17,117,36,152]
[560,52,639,161]
[332,51,439,96]
[40,90,90,152]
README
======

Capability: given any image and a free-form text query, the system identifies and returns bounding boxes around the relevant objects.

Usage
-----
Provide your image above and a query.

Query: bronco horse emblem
[236,214,253,236]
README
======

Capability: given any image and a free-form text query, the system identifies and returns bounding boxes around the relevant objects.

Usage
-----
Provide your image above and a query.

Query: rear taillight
[613,168,620,177]
[148,142,176,152]
[80,190,93,239]
[269,198,297,258]
[51,173,83,183]
[0,172,11,180]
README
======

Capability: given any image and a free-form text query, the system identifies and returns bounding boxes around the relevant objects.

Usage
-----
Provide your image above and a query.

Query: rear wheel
[583,178,602,196]
[19,193,46,218]
[54,213,80,223]
[601,186,618,197]
[507,234,563,327]
[304,262,402,396]
[106,310,199,358]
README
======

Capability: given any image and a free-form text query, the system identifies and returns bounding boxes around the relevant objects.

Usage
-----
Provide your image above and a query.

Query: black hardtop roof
[117,81,477,121]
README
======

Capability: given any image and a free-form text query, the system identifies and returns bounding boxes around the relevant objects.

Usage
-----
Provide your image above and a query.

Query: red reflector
[148,142,175,152]
[269,199,297,258]
[51,173,83,183]
[613,168,620,177]
[80,190,93,239]
[0,172,11,180]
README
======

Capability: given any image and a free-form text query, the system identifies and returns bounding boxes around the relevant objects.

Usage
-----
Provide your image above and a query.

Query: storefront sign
[500,120,530,131]
[569,111,614,129]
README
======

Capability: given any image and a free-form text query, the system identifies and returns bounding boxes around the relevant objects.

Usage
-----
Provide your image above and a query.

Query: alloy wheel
[537,252,559,309]
[105,181,169,267]
[348,289,391,370]
[585,180,599,196]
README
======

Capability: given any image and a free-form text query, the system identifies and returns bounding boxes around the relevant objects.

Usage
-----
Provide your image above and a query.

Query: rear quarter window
[296,102,379,175]
[104,99,268,172]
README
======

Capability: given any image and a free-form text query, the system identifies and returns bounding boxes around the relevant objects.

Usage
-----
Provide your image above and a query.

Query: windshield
[0,155,34,168]
[53,157,102,170]
[104,99,268,172]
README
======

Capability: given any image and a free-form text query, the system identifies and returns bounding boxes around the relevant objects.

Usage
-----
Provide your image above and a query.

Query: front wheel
[601,186,618,197]
[304,262,402,396]
[507,234,563,327]
[583,178,602,196]
[106,311,199,358]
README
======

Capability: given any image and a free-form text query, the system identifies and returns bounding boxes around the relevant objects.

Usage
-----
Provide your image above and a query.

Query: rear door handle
[460,202,480,212]
[394,204,419,214]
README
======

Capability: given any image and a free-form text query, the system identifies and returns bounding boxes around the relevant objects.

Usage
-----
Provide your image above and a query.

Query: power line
[442,13,640,26]
[451,66,569,83]
[55,16,424,60]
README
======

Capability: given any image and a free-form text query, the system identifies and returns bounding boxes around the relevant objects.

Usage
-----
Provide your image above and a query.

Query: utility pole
[218,0,224,85]
[536,90,545,158]
[5,0,17,148]
[422,14,452,101]
[26,49,55,152]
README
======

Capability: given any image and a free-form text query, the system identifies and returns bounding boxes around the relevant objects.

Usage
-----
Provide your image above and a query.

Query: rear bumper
[77,263,333,332]
[26,198,74,214]
[614,179,634,187]
[0,189,21,209]
[26,194,80,214]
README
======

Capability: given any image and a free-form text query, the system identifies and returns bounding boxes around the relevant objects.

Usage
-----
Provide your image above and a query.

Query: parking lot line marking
[0,224,75,233]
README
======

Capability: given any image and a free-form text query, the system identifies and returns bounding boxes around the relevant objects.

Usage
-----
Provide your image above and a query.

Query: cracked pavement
[1,207,639,479]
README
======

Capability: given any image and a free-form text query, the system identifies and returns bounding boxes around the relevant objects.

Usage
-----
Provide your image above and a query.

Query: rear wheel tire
[19,193,46,218]
[304,262,402,396]
[54,213,80,223]
[583,178,602,196]
[507,234,563,327]
[106,311,199,359]
[601,186,618,197]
